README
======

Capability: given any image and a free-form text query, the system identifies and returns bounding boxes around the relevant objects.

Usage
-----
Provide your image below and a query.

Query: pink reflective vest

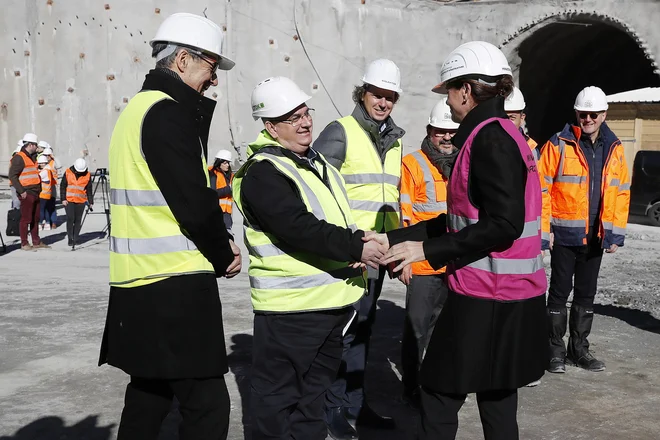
[446,117,547,301]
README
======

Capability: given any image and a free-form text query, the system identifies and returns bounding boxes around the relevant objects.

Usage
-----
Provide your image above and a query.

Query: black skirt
[419,290,547,394]
[99,273,228,379]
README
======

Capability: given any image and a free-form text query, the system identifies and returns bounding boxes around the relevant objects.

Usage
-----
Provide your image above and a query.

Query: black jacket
[8,148,41,196]
[240,146,365,263]
[60,166,94,204]
[388,96,526,269]
[140,69,234,276]
[314,104,405,170]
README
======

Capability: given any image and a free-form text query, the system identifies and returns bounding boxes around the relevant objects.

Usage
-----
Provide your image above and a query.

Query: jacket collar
[350,104,405,143]
[558,121,620,149]
[452,96,507,150]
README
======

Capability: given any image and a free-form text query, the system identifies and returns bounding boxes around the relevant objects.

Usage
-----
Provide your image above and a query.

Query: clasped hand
[350,232,426,283]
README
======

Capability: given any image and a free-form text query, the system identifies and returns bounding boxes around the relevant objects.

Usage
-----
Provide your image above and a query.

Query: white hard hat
[504,87,527,112]
[362,59,403,94]
[432,41,512,94]
[214,149,232,161]
[22,133,38,144]
[150,12,235,71]
[574,86,608,112]
[42,147,54,156]
[37,154,49,164]
[38,140,50,150]
[74,158,88,172]
[428,97,459,130]
[251,76,312,121]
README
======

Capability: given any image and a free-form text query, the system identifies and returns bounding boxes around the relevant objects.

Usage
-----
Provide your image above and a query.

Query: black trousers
[326,267,385,414]
[402,274,448,392]
[418,387,518,440]
[65,202,86,245]
[547,239,604,310]
[117,376,230,440]
[251,308,352,440]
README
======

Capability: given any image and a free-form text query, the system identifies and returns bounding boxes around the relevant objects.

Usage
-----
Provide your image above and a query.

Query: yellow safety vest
[336,116,402,232]
[233,149,366,313]
[108,90,214,288]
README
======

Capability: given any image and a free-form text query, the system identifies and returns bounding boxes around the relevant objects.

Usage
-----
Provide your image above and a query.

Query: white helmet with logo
[251,76,311,121]
[74,158,88,172]
[504,87,527,112]
[429,97,459,130]
[150,12,235,71]
[214,149,233,161]
[362,59,403,94]
[574,86,608,112]
[433,41,512,94]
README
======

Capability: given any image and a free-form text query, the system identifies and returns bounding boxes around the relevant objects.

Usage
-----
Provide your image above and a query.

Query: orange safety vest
[400,149,448,275]
[65,169,90,203]
[209,166,233,214]
[539,122,630,250]
[40,168,55,200]
[17,151,41,187]
[47,159,59,180]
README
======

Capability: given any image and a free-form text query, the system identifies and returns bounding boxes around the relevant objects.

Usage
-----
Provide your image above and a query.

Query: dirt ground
[1,189,659,440]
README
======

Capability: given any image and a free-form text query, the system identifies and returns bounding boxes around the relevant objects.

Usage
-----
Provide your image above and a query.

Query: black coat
[388,97,547,393]
[99,69,234,379]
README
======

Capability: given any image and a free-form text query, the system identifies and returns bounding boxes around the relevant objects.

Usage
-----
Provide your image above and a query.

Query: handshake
[350,232,426,285]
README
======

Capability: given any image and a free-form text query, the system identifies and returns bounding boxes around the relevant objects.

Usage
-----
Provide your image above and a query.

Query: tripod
[78,168,111,250]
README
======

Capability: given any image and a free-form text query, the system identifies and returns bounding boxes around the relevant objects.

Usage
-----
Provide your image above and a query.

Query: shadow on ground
[595,303,660,334]
[0,415,114,440]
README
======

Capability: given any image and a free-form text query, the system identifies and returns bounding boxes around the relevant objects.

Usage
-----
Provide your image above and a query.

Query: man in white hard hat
[398,97,457,409]
[60,158,93,246]
[539,86,630,374]
[316,59,405,437]
[504,87,540,160]
[8,140,24,210]
[98,13,240,440]
[234,76,385,439]
[8,133,51,251]
[208,149,235,232]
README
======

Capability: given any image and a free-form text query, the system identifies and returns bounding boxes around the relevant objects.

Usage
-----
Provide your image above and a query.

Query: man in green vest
[234,76,387,440]
[98,13,241,440]
[315,59,405,437]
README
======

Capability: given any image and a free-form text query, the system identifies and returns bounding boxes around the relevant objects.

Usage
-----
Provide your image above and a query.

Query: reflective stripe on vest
[65,168,90,203]
[446,117,546,301]
[233,149,365,313]
[109,89,214,288]
[17,152,41,186]
[336,116,402,232]
[40,169,54,200]
[210,167,234,214]
[409,151,448,213]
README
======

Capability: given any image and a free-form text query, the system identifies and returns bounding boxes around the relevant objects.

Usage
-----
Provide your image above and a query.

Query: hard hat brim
[217,55,235,71]
[431,82,447,94]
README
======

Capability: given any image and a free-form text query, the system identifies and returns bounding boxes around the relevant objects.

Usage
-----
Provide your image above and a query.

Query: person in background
[504,87,540,160]
[61,158,93,247]
[37,154,58,230]
[209,149,235,232]
[40,143,63,179]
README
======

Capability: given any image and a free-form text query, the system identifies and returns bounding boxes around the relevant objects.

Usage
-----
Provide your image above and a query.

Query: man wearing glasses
[234,76,385,439]
[315,59,404,439]
[100,13,240,439]
[539,86,630,375]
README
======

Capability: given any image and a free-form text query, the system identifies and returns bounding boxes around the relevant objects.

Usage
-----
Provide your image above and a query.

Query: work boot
[567,305,605,372]
[21,244,36,252]
[33,242,51,249]
[547,307,567,373]
[326,407,358,440]
[346,404,396,430]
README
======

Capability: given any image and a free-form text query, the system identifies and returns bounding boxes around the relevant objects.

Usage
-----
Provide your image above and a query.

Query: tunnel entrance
[517,17,660,145]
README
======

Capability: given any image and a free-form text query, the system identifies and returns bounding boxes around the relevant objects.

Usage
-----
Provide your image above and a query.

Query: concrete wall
[3,0,660,174]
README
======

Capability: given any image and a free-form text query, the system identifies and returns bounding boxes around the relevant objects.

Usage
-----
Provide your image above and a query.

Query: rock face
[2,0,660,171]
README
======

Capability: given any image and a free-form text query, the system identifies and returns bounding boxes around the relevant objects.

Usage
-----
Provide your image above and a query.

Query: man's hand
[398,264,412,286]
[20,192,27,200]
[62,200,68,206]
[549,232,554,250]
[225,240,242,278]
[381,241,425,273]
[362,231,389,249]
[360,238,387,269]
[605,244,618,254]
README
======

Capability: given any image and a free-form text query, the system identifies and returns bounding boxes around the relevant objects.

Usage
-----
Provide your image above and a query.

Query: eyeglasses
[279,109,315,128]
[578,112,601,120]
[189,49,219,75]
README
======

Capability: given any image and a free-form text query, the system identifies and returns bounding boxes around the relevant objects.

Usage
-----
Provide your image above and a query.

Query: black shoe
[548,357,566,373]
[346,404,396,430]
[402,387,421,410]
[326,407,358,440]
[572,352,605,372]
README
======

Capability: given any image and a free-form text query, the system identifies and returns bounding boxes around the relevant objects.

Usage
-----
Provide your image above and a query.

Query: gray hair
[152,42,202,69]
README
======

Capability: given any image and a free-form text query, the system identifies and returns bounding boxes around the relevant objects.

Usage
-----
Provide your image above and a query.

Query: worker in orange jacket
[61,158,93,248]
[504,87,539,160]
[399,97,457,408]
[208,149,234,232]
[539,86,630,374]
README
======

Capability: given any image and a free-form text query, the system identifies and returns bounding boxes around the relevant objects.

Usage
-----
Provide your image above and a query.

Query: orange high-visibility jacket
[209,166,234,214]
[40,168,55,200]
[65,168,90,203]
[400,149,448,275]
[539,122,630,250]
[17,151,41,187]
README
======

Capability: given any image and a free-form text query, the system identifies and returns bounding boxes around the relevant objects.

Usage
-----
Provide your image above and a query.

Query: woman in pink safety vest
[371,41,547,440]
